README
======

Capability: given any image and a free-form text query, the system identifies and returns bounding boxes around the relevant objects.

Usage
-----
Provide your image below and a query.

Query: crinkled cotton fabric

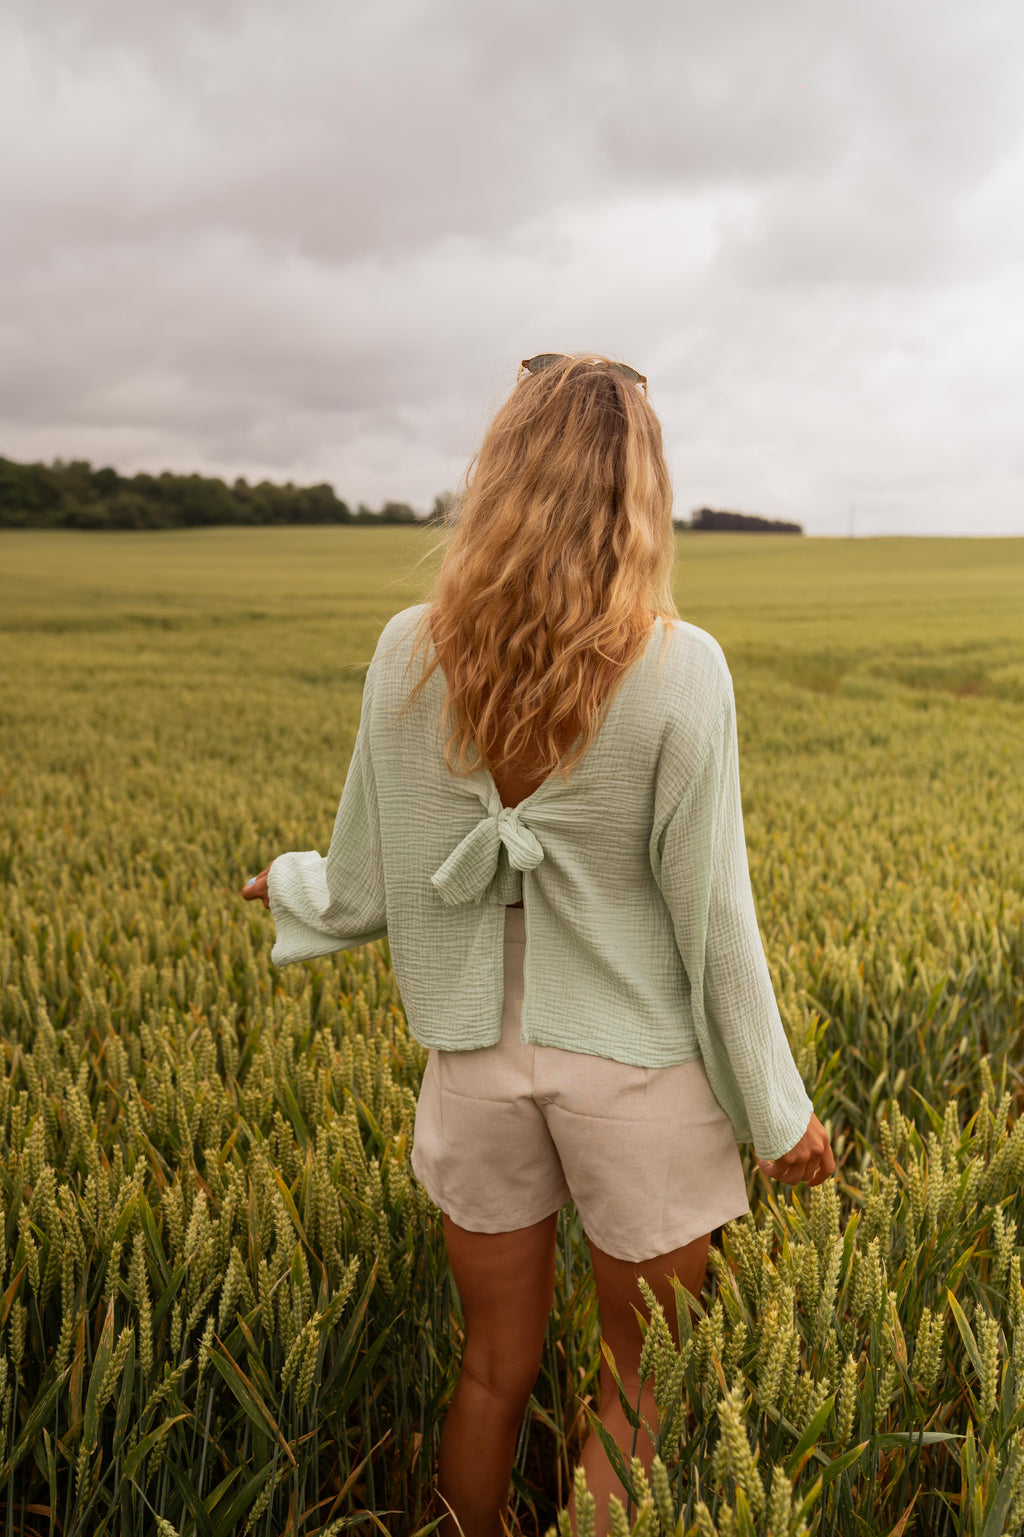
[267,604,814,1163]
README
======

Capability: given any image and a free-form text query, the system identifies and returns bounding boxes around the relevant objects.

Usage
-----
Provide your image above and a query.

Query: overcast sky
[3,1,1023,535]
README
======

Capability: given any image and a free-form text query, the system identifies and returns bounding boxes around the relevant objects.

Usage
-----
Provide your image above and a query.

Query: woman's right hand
[758,1113,835,1187]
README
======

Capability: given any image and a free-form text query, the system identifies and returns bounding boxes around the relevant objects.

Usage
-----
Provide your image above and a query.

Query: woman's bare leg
[437,1209,560,1537]
[568,1230,712,1537]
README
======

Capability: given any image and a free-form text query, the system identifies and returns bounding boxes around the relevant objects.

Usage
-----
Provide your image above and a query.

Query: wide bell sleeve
[653,683,813,1162]
[266,665,387,966]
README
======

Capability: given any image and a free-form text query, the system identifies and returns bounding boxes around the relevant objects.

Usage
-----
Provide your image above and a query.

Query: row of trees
[677,506,804,534]
[0,456,441,530]
[0,456,802,534]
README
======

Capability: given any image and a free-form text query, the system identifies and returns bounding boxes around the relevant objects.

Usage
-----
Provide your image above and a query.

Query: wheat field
[1,528,1023,1535]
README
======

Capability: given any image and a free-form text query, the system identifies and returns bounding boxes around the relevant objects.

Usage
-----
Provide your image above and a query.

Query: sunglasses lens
[520,355,647,392]
[524,354,567,373]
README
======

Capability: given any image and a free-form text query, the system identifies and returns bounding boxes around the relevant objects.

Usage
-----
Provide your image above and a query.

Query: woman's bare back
[491,731,577,906]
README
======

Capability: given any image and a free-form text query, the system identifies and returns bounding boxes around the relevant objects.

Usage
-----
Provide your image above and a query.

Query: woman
[242,352,835,1537]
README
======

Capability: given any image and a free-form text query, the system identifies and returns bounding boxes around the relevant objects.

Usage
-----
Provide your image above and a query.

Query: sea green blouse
[267,604,814,1161]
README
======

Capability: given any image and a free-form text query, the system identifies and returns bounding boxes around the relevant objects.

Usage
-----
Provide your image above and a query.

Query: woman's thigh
[586,1228,712,1388]
[442,1210,560,1402]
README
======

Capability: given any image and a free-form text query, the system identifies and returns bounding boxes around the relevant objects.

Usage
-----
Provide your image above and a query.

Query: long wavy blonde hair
[399,352,680,785]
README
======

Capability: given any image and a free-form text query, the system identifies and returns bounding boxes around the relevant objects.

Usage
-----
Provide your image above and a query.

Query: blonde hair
[400,352,680,785]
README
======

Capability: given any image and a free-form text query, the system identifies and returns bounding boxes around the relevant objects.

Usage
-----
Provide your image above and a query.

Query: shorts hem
[411,1152,570,1233]
[581,1200,752,1264]
[437,1194,570,1234]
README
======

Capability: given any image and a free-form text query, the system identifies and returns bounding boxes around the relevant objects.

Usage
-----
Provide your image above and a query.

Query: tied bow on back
[431,801,544,906]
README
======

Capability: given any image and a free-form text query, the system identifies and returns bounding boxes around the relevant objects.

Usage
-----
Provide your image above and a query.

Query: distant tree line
[0,456,802,534]
[673,507,803,534]
[0,455,436,530]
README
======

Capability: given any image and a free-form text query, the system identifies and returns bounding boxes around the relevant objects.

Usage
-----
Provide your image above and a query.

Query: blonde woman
[242,352,835,1537]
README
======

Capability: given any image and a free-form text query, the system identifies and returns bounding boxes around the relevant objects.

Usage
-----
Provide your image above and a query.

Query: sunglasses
[518,353,648,396]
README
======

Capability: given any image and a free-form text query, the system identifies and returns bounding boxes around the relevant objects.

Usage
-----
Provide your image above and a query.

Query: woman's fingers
[241,866,271,909]
[761,1156,828,1186]
[758,1115,836,1185]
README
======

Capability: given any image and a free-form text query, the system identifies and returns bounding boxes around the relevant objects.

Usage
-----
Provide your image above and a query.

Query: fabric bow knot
[430,804,544,907]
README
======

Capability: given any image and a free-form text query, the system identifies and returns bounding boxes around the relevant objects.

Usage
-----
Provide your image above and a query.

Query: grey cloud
[2,0,1024,531]
[10,1,1020,267]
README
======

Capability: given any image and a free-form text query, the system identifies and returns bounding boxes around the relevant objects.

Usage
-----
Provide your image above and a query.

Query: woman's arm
[654,681,822,1167]
[241,666,388,964]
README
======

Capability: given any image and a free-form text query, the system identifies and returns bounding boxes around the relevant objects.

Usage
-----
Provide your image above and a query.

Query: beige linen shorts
[410,905,750,1263]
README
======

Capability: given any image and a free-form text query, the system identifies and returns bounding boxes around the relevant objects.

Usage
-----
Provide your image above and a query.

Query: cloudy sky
[3,1,1023,535]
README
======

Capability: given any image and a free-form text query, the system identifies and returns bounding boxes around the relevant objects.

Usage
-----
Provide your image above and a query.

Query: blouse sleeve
[266,664,388,966]
[653,681,813,1162]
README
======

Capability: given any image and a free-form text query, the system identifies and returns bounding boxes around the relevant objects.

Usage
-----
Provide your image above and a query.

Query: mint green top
[267,603,814,1161]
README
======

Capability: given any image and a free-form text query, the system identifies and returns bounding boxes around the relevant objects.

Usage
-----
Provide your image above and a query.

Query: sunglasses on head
[518,353,648,396]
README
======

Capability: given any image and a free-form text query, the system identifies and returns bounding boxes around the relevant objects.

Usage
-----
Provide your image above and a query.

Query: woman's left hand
[242,865,272,910]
